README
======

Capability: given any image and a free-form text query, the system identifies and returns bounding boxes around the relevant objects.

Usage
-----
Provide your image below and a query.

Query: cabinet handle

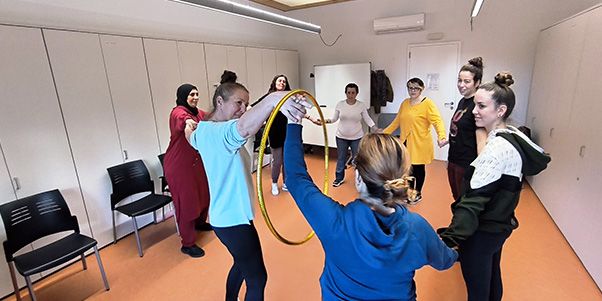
[123,150,129,160]
[579,145,586,158]
[549,128,554,137]
[13,177,21,190]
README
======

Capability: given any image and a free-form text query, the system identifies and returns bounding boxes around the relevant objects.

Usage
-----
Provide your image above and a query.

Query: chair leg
[132,217,143,257]
[112,211,117,244]
[153,210,157,224]
[25,276,36,301]
[81,254,88,270]
[173,210,180,236]
[93,246,110,291]
[8,262,22,301]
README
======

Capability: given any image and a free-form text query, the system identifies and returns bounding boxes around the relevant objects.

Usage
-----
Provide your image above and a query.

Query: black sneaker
[181,245,205,258]
[195,221,213,231]
[332,179,344,187]
[407,192,422,205]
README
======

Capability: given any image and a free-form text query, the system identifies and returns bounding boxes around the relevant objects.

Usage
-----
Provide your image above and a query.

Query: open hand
[281,93,312,124]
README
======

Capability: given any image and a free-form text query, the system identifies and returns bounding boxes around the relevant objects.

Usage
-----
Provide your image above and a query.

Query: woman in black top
[446,57,487,200]
[252,74,291,196]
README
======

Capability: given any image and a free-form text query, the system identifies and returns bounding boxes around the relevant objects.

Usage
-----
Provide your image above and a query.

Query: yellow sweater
[384,97,446,164]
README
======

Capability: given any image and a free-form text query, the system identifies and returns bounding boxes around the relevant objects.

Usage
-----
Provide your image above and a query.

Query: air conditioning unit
[373,13,425,34]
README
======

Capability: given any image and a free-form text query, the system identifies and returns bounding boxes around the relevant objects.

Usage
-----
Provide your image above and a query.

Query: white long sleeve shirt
[330,100,376,140]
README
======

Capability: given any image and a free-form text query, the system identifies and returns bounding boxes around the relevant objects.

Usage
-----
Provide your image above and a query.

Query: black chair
[0,189,110,301]
[157,153,180,236]
[107,160,173,257]
[157,153,169,194]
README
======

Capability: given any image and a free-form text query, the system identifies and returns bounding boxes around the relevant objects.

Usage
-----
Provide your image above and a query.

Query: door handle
[123,150,129,160]
[13,177,21,190]
[579,145,586,158]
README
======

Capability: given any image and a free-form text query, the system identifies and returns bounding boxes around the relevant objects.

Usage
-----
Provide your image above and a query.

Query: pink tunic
[164,106,209,222]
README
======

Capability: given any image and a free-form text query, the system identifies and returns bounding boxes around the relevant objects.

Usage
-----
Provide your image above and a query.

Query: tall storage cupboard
[527,4,602,288]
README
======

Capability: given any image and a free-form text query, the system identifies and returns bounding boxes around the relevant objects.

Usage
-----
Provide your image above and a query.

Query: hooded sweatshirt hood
[495,125,551,176]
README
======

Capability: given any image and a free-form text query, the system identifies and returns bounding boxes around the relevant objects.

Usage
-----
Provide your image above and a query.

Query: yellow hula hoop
[256,89,329,245]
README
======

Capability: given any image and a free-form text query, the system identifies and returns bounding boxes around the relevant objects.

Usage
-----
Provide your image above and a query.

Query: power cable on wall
[319,32,342,46]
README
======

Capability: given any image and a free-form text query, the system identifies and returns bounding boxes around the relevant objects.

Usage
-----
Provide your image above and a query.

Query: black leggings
[459,230,511,301]
[213,222,267,301]
[411,164,426,193]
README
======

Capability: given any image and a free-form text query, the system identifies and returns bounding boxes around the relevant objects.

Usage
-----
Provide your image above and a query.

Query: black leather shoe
[181,245,205,258]
[195,221,213,231]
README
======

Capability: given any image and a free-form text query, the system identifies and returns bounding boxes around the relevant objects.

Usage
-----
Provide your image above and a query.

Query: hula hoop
[256,89,329,245]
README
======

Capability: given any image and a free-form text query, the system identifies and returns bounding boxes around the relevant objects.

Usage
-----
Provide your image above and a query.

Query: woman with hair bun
[439,72,550,301]
[185,82,309,301]
[284,119,457,300]
[447,57,488,201]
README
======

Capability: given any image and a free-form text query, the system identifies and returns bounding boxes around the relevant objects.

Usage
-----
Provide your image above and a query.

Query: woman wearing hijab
[164,83,210,258]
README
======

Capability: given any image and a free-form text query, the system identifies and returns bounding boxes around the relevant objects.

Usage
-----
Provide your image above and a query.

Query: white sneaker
[271,183,279,196]
[282,183,288,191]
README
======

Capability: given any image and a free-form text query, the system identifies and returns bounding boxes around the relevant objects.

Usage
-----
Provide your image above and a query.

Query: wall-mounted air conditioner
[373,13,425,34]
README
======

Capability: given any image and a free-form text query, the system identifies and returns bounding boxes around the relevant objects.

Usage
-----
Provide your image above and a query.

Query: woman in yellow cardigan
[384,78,447,202]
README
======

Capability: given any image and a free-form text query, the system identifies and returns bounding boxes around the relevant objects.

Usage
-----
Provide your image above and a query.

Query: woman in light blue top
[185,82,308,301]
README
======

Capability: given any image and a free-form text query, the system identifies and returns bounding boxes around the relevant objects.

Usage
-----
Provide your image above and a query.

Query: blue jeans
[335,137,360,182]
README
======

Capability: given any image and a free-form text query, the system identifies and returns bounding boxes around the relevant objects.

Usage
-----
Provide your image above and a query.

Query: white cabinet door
[0,149,22,296]
[262,49,277,89]
[177,41,211,111]
[205,43,228,97]
[43,29,124,247]
[246,47,266,102]
[100,34,161,176]
[226,45,247,87]
[276,50,299,89]
[527,13,587,206]
[563,7,602,287]
[144,38,182,152]
[0,27,88,225]
[0,153,16,204]
[0,25,90,281]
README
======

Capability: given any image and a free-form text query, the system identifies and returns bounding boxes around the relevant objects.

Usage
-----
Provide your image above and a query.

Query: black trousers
[459,230,511,301]
[411,164,426,193]
[213,222,267,301]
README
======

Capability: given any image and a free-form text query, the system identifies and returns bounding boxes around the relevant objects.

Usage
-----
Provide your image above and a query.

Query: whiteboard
[303,63,371,147]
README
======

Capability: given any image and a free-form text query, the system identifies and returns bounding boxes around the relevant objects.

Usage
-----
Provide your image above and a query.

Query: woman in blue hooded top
[284,118,458,300]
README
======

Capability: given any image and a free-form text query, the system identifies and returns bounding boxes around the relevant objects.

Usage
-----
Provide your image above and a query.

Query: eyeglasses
[407,87,422,91]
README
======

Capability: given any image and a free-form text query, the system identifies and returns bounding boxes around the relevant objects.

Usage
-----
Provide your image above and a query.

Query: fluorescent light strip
[170,0,321,34]
[471,0,484,17]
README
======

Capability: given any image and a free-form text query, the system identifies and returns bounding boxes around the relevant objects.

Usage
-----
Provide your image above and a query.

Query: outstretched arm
[284,123,344,237]
[237,91,309,139]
